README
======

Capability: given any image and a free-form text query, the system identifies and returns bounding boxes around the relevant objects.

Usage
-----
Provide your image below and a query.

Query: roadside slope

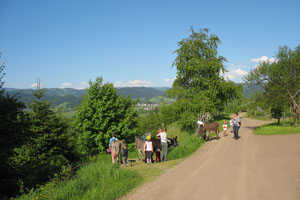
[120,117,300,200]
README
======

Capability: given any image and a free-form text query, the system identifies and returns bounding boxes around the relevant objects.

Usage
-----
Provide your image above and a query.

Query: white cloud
[60,82,72,88]
[30,83,37,88]
[234,68,248,76]
[250,56,276,63]
[76,81,89,89]
[114,80,152,87]
[164,78,171,83]
[164,77,176,83]
[223,64,249,82]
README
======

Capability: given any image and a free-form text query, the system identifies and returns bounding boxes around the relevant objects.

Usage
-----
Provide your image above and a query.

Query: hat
[146,135,151,140]
[224,121,227,124]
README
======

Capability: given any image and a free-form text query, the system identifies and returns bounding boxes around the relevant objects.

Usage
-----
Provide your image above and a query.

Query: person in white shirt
[144,136,153,164]
[156,128,169,161]
[197,120,204,132]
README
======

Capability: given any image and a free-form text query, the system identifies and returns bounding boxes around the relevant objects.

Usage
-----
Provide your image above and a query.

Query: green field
[254,122,300,135]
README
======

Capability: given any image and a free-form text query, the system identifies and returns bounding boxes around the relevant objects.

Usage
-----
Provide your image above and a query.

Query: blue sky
[1,0,299,89]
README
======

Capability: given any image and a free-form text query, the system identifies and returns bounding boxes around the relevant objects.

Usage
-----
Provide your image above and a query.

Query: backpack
[239,118,242,126]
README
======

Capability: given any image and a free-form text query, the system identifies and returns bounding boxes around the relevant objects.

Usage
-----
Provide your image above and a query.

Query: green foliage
[0,55,29,198]
[0,92,28,197]
[11,87,74,192]
[271,106,284,124]
[159,101,180,125]
[168,28,241,110]
[245,45,300,125]
[76,77,138,156]
[137,109,162,135]
[167,123,205,160]
[16,155,142,200]
[165,28,241,131]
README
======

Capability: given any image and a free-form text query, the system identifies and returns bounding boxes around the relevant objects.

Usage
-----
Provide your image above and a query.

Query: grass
[15,155,142,200]
[166,123,205,160]
[254,122,300,135]
[16,123,205,200]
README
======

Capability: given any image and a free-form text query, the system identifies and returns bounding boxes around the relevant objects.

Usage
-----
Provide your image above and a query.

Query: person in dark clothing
[123,144,128,166]
[231,113,241,139]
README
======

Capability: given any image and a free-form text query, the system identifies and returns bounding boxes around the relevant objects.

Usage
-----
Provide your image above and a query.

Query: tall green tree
[12,83,72,192]
[167,28,241,129]
[76,77,137,157]
[0,54,28,198]
[245,45,300,125]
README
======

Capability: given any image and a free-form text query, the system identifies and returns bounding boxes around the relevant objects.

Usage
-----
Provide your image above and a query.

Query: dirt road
[121,117,300,200]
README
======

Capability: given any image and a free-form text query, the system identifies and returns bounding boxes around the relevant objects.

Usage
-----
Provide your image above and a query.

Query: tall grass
[167,123,205,160]
[16,155,142,200]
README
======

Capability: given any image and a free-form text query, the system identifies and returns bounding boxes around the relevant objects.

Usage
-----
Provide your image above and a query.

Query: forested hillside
[4,85,259,110]
[4,87,169,109]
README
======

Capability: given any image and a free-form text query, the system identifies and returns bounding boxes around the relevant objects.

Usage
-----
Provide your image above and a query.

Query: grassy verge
[15,155,142,200]
[167,123,205,160]
[254,122,300,135]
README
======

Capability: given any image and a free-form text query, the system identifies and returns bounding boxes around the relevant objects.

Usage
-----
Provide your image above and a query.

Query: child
[155,149,160,162]
[122,144,128,166]
[229,120,233,133]
[223,121,228,137]
[144,135,153,165]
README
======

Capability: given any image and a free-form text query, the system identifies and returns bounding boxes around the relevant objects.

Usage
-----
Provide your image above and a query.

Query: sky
[0,0,299,89]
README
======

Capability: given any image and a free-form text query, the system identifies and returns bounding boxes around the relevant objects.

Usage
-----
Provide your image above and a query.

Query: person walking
[144,136,153,165]
[156,128,169,161]
[231,113,241,140]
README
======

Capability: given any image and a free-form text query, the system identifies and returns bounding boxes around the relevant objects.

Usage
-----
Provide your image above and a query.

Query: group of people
[222,112,241,140]
[143,128,169,165]
[107,113,241,166]
[107,127,171,166]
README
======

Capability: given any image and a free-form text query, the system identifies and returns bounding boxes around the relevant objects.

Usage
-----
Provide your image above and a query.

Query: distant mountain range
[4,87,169,109]
[3,84,261,110]
[241,83,263,98]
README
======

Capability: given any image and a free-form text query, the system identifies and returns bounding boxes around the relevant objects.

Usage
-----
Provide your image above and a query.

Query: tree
[245,45,300,125]
[271,106,284,124]
[137,109,162,135]
[76,77,138,157]
[12,82,72,191]
[0,54,28,197]
[167,28,241,130]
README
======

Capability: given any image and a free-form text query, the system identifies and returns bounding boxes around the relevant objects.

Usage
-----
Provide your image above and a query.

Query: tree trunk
[277,118,280,125]
[293,114,297,126]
